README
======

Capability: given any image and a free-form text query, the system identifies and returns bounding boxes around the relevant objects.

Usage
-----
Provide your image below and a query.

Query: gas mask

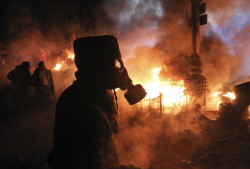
[73,35,147,105]
[113,58,147,105]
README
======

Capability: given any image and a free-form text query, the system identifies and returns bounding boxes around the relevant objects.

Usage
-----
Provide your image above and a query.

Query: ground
[0,96,249,169]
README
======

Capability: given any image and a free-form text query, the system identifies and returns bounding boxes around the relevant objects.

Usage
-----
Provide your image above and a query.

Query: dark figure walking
[32,61,55,101]
[47,35,146,169]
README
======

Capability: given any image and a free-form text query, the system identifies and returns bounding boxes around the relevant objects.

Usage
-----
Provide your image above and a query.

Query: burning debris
[53,50,75,71]
[134,67,190,114]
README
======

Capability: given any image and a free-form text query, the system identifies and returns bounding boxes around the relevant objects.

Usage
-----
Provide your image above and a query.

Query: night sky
[0,0,113,45]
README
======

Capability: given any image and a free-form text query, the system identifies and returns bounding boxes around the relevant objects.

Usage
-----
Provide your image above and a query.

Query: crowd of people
[6,61,55,112]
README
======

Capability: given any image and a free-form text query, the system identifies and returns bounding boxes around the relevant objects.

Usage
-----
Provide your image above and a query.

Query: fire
[143,67,187,107]
[214,91,236,100]
[214,92,222,97]
[138,67,237,113]
[223,92,236,100]
[54,63,62,70]
[53,50,75,71]
[67,52,75,60]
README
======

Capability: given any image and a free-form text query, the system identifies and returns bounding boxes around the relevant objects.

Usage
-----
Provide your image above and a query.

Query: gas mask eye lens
[114,58,124,72]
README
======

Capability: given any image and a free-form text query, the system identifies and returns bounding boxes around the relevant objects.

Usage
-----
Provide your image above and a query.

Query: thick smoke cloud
[111,0,249,109]
[199,34,240,108]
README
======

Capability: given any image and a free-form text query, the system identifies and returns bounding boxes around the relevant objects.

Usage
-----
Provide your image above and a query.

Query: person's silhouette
[47,35,146,169]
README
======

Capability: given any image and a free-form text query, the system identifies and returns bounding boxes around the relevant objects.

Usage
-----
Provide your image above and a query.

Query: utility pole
[190,0,207,74]
[185,0,208,110]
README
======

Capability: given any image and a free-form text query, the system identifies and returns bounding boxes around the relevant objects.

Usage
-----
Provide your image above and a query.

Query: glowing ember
[54,64,62,70]
[143,67,187,107]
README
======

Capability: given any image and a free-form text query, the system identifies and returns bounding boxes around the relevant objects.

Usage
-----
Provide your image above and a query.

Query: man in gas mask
[47,35,146,169]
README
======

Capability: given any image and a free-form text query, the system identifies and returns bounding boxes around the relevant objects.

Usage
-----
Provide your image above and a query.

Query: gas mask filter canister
[114,58,147,105]
[124,84,147,105]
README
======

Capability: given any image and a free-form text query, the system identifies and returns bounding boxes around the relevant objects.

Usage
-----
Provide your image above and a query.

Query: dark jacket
[32,67,55,95]
[47,81,119,169]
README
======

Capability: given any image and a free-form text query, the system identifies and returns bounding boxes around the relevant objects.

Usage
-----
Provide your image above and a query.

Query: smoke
[102,0,250,168]
[1,0,250,169]
[3,0,250,96]
[205,0,250,79]
[116,91,210,169]
[199,33,240,109]
[108,0,250,110]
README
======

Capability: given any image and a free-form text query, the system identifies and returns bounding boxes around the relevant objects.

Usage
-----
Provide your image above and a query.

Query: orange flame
[223,92,236,100]
[214,92,222,97]
[214,91,236,100]
[142,67,187,108]
[67,52,75,60]
[53,50,75,70]
[54,63,62,70]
